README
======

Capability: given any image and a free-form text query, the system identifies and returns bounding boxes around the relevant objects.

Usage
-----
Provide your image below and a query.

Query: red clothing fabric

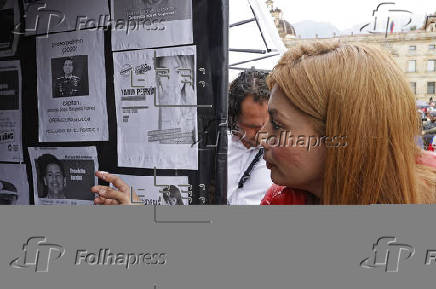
[260,184,318,205]
[261,151,436,205]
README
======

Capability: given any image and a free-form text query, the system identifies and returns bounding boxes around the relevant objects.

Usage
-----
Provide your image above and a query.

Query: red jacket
[261,151,436,205]
[260,184,319,205]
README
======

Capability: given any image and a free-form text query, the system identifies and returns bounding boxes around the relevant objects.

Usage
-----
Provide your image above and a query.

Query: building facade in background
[283,31,436,101]
[265,1,436,101]
[265,0,296,40]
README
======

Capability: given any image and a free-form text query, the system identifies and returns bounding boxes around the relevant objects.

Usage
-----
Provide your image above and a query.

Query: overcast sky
[271,0,435,30]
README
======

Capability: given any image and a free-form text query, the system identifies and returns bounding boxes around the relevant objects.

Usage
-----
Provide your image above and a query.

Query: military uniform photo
[54,75,81,97]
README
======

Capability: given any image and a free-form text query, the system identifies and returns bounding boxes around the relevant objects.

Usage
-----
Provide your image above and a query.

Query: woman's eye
[270,119,281,130]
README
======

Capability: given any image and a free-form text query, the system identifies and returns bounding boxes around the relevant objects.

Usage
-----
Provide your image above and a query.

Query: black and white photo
[37,30,108,142]
[29,147,98,205]
[155,54,196,144]
[35,154,95,200]
[0,164,29,205]
[51,56,89,98]
[113,45,198,170]
[161,185,185,205]
[111,174,190,205]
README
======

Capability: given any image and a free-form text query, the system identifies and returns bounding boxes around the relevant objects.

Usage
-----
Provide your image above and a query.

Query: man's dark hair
[37,154,65,178]
[228,69,270,131]
[63,57,74,65]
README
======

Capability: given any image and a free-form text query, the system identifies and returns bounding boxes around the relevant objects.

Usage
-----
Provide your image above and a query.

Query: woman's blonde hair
[267,41,436,204]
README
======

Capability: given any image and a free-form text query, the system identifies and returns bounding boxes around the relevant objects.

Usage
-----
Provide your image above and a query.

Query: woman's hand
[91,171,142,205]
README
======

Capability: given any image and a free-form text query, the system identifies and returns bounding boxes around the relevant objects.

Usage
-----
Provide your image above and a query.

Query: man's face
[236,94,268,148]
[63,60,73,75]
[44,164,65,195]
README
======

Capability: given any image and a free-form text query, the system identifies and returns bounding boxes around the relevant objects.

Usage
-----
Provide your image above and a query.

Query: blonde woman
[260,41,436,205]
[92,41,435,205]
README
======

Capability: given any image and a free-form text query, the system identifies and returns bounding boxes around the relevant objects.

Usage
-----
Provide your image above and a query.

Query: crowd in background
[419,97,436,151]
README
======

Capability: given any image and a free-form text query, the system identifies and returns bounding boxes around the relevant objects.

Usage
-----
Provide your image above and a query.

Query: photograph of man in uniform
[51,56,89,98]
[37,154,67,199]
[54,58,80,97]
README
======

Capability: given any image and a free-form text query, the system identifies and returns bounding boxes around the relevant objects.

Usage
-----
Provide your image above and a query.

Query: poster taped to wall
[22,0,109,36]
[111,174,190,205]
[113,45,198,170]
[0,0,19,57]
[36,30,108,142]
[0,164,29,205]
[0,60,23,162]
[28,146,98,205]
[111,0,193,51]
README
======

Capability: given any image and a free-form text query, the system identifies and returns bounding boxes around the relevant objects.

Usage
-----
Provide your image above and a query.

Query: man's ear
[43,177,47,186]
[63,177,66,187]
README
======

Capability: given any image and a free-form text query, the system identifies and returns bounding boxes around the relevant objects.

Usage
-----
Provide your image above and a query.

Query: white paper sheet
[28,146,98,205]
[112,174,190,205]
[22,0,109,36]
[36,30,108,142]
[0,60,23,162]
[111,0,193,51]
[113,45,198,170]
[0,0,19,57]
[0,164,29,205]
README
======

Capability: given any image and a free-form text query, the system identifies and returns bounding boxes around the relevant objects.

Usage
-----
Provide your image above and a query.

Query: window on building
[410,82,416,94]
[428,60,436,72]
[429,44,436,50]
[409,45,416,51]
[408,60,416,72]
[428,82,435,94]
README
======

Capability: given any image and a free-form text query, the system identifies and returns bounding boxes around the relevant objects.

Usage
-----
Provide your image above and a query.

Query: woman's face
[260,84,326,197]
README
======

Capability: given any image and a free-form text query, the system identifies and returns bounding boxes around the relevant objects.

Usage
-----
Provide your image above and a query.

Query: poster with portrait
[0,164,29,205]
[111,174,190,205]
[28,146,98,205]
[113,45,198,170]
[0,60,23,162]
[111,0,193,51]
[22,0,109,36]
[0,0,19,57]
[36,30,108,142]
